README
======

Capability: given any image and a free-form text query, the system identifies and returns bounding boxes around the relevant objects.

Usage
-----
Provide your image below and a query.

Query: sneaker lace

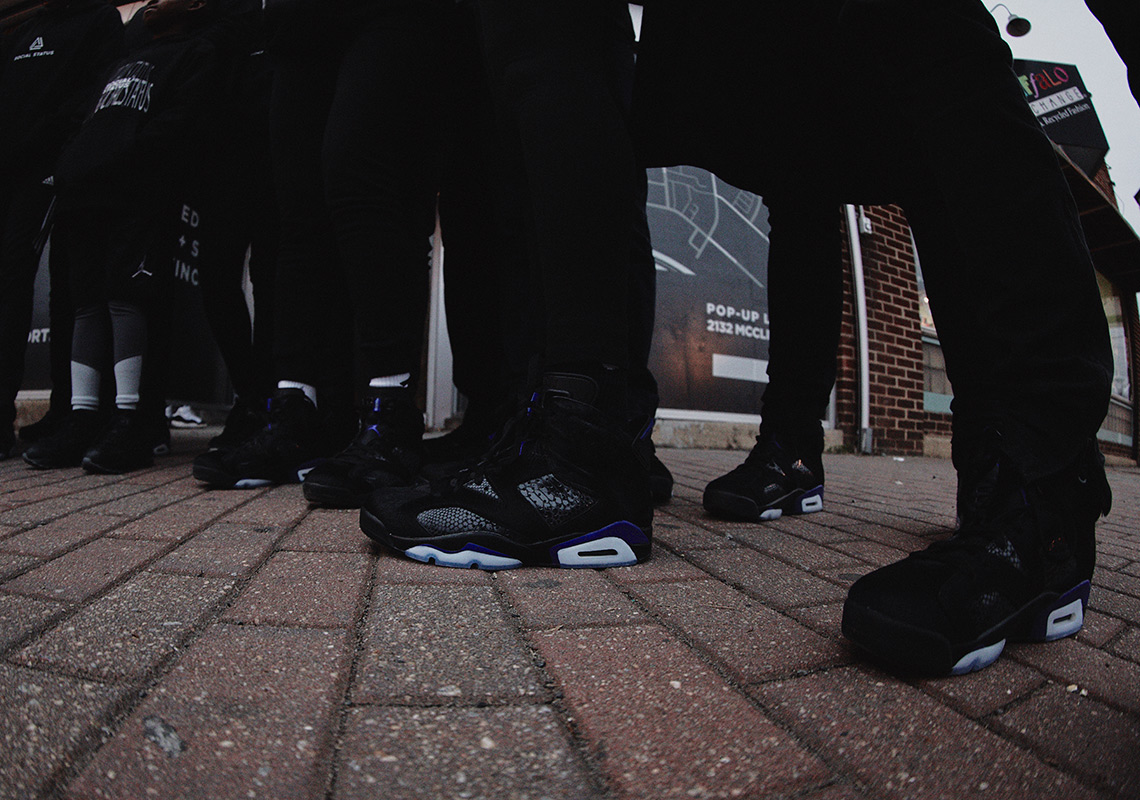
[437,394,540,493]
[742,436,790,477]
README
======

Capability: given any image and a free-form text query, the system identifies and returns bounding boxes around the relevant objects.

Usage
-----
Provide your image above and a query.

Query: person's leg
[481,0,639,379]
[838,0,1113,676]
[361,0,653,570]
[702,193,843,521]
[268,46,351,407]
[424,1,524,474]
[79,194,166,475]
[193,33,352,489]
[21,204,109,468]
[1085,0,1140,108]
[16,226,79,444]
[303,2,447,508]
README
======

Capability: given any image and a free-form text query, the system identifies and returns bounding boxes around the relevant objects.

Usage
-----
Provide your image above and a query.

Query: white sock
[369,373,411,390]
[113,354,143,410]
[277,380,317,407]
[71,361,101,412]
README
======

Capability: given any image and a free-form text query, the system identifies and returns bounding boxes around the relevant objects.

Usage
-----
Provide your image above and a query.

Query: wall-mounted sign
[1014,59,1109,177]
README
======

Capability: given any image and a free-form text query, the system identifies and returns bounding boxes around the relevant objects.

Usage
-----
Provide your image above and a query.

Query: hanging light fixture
[990,4,1032,37]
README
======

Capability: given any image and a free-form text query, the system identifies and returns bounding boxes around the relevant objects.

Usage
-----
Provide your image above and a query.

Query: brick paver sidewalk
[2,432,1138,799]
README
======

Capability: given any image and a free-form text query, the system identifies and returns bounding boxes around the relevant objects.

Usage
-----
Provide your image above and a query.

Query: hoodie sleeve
[24,5,126,170]
[132,36,226,178]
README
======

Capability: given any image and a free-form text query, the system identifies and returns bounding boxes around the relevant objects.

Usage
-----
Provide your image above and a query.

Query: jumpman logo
[132,261,153,279]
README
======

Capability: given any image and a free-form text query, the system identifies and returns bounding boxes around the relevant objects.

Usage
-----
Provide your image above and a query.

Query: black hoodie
[0,0,125,181]
[54,27,223,204]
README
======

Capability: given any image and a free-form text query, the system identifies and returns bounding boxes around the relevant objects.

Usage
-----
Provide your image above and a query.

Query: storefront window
[914,252,952,413]
[1095,273,1133,450]
[1097,272,1131,401]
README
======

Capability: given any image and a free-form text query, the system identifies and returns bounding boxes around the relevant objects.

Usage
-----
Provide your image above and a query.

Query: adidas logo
[30,37,44,51]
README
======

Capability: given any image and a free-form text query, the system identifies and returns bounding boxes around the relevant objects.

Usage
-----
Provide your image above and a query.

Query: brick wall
[836,205,926,456]
[926,412,953,440]
[1090,162,1118,208]
[834,198,1136,464]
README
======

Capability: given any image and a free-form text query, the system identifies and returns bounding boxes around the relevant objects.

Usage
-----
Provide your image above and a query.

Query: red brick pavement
[1,430,1138,799]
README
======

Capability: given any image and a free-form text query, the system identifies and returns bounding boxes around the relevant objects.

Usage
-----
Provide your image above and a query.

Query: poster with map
[646,166,771,416]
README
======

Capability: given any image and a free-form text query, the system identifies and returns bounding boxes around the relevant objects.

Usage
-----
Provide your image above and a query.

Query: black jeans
[267,40,352,397]
[1085,0,1140,108]
[322,1,450,389]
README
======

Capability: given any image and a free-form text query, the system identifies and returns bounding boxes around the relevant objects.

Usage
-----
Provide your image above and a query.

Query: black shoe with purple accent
[360,372,652,570]
[842,439,1111,676]
[302,389,424,509]
[193,388,327,489]
[702,434,824,521]
[208,396,267,453]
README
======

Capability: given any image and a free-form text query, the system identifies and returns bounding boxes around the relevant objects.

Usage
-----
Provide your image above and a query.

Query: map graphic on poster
[646,166,771,416]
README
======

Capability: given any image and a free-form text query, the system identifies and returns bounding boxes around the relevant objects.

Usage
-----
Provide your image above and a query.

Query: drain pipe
[845,204,873,454]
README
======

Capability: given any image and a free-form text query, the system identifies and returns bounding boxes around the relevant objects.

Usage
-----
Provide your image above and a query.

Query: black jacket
[0,0,125,180]
[54,29,223,202]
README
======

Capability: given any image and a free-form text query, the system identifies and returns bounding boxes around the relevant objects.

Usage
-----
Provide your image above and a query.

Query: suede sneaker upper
[302,389,425,509]
[842,440,1111,676]
[702,434,824,521]
[193,388,325,489]
[360,372,653,570]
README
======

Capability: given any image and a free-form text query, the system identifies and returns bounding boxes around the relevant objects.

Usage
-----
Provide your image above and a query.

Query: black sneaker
[420,416,502,482]
[842,440,1111,676]
[82,410,155,474]
[421,400,505,467]
[953,426,1003,530]
[302,389,425,509]
[208,397,266,452]
[649,453,674,505]
[17,406,68,444]
[631,419,674,506]
[702,435,824,521]
[192,388,325,489]
[360,372,653,570]
[22,409,105,469]
[150,419,172,457]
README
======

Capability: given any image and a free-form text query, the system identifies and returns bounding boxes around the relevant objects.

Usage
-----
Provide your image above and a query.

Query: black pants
[1086,0,1140,107]
[435,1,513,413]
[267,40,353,399]
[840,0,1112,480]
[638,0,1112,480]
[322,1,451,390]
[270,1,450,399]
[193,142,278,406]
[475,0,650,374]
[54,187,168,309]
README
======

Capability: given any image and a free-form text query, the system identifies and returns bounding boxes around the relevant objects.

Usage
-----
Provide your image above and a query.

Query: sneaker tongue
[541,372,600,406]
